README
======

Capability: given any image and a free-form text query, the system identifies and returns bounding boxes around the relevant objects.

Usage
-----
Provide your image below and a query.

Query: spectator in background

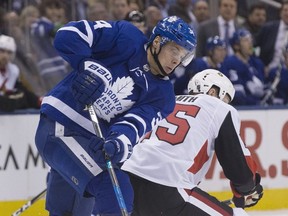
[12,5,46,97]
[2,10,19,36]
[168,0,195,27]
[256,0,288,72]
[109,0,131,20]
[189,35,227,77]
[191,0,210,33]
[125,10,147,34]
[0,0,39,14]
[129,0,145,12]
[242,3,267,49]
[86,1,111,21]
[0,8,6,34]
[0,35,41,112]
[144,6,163,38]
[263,44,288,105]
[196,0,239,57]
[31,0,69,93]
[224,29,265,106]
[150,0,169,18]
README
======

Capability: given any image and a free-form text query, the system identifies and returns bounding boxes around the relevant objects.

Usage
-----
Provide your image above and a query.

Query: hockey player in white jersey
[122,69,263,216]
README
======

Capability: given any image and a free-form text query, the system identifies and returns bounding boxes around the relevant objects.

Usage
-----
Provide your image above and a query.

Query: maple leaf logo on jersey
[111,76,134,108]
[94,76,135,122]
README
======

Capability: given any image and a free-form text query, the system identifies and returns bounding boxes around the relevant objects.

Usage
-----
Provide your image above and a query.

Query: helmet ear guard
[187,69,235,102]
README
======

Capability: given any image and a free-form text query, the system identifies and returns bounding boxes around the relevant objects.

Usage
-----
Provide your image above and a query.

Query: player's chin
[164,67,173,75]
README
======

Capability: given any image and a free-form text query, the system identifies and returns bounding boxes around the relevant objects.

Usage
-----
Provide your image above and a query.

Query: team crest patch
[94,76,135,122]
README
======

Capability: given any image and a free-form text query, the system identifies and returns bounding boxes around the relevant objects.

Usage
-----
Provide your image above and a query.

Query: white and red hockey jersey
[122,94,258,193]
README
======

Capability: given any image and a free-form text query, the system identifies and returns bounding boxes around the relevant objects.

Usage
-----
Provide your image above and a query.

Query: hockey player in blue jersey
[224,28,265,105]
[190,35,227,76]
[34,16,196,216]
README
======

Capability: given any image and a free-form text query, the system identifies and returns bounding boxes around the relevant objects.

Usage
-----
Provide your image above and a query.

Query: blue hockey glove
[88,136,107,169]
[72,59,112,109]
[104,133,133,165]
[232,173,263,208]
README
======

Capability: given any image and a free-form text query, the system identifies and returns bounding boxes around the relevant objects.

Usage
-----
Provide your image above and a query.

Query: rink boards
[0,107,288,215]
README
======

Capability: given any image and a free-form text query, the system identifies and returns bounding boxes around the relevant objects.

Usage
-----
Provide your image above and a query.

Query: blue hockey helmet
[229,28,252,46]
[148,16,197,66]
[206,35,226,51]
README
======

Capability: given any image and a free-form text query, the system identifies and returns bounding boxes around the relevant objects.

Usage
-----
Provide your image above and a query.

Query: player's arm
[214,108,263,208]
[102,87,175,165]
[53,20,118,70]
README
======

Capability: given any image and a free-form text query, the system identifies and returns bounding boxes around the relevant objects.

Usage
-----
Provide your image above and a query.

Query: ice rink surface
[248,209,288,216]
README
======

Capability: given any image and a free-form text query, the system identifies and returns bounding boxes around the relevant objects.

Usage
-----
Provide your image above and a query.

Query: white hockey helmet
[187,69,235,102]
[0,35,16,53]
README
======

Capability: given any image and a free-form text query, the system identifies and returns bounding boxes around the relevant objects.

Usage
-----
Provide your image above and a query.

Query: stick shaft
[222,198,233,205]
[88,105,129,216]
[11,189,47,216]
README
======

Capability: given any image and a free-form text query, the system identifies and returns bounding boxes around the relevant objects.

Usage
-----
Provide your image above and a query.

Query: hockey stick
[11,188,47,216]
[222,198,233,206]
[260,64,282,105]
[87,105,129,216]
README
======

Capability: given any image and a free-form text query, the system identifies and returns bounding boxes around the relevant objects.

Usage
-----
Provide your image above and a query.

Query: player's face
[111,0,130,20]
[46,6,65,23]
[212,46,227,64]
[0,49,13,68]
[208,88,231,104]
[219,0,237,21]
[222,94,231,104]
[239,36,253,57]
[158,42,188,74]
[249,9,266,27]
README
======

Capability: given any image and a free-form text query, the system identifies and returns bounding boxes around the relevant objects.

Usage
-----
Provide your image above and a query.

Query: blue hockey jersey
[223,55,265,105]
[40,20,175,146]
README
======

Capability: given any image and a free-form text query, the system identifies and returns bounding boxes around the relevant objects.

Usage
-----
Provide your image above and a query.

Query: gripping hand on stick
[89,132,132,168]
[232,173,263,208]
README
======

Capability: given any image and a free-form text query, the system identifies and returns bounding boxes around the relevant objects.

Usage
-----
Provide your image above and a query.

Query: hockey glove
[72,59,112,109]
[104,132,133,165]
[232,173,263,208]
[88,136,107,169]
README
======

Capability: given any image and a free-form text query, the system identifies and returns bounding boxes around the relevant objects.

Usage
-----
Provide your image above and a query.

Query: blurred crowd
[0,0,287,112]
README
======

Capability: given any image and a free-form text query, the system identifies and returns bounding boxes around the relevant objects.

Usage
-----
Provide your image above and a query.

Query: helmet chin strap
[150,45,170,77]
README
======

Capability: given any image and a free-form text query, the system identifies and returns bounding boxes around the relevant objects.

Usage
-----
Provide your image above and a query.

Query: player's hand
[72,59,111,109]
[232,173,263,208]
[89,133,132,167]
[104,132,133,165]
[88,136,106,169]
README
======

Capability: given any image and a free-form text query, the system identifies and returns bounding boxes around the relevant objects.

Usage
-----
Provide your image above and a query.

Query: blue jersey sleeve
[107,76,175,146]
[54,20,145,70]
